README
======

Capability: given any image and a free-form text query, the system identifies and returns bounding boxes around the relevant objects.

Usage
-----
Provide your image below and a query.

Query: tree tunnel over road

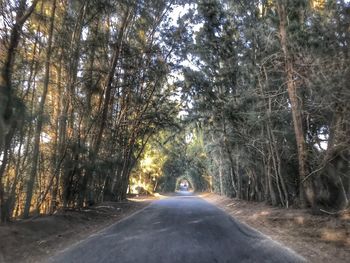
[176,175,193,191]
[156,170,210,193]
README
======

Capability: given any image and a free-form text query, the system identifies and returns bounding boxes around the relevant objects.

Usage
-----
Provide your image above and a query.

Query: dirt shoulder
[0,196,156,263]
[200,193,350,263]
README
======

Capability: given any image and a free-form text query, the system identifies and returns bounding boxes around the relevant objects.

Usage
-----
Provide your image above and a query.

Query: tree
[23,0,57,218]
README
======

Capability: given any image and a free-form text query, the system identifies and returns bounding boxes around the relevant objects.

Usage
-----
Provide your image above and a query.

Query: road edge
[198,194,307,262]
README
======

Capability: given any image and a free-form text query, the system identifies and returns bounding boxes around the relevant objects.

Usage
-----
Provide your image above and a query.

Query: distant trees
[181,0,350,210]
[149,127,210,193]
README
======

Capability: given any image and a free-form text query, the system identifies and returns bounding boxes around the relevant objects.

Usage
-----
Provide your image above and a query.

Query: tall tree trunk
[23,0,56,218]
[276,1,314,207]
[235,144,242,199]
[0,128,15,222]
[50,55,63,213]
[218,148,224,195]
[59,2,87,208]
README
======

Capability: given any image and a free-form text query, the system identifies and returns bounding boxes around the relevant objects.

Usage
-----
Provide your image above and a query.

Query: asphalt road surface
[49,193,305,263]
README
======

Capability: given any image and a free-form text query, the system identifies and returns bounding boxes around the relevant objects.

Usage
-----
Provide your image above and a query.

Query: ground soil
[0,195,156,263]
[200,193,350,263]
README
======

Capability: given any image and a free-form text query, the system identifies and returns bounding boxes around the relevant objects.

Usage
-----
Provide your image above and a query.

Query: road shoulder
[200,193,350,263]
[0,196,156,263]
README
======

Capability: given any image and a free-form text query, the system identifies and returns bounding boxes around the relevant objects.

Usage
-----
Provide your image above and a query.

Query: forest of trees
[0,0,349,222]
[0,0,183,222]
[179,0,350,210]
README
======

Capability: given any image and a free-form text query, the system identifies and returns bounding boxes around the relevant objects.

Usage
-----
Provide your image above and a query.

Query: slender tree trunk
[235,144,242,199]
[23,1,56,218]
[0,123,18,222]
[265,96,288,206]
[218,148,224,195]
[59,2,86,208]
[50,55,63,213]
[267,151,278,206]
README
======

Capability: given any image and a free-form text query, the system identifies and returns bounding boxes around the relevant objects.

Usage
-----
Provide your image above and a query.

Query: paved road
[49,193,305,263]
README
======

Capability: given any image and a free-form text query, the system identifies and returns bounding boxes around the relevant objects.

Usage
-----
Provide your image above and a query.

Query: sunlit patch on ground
[294,216,305,225]
[128,194,161,202]
[260,211,270,216]
[321,229,349,245]
[340,211,350,221]
[233,210,243,215]
[250,211,271,220]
